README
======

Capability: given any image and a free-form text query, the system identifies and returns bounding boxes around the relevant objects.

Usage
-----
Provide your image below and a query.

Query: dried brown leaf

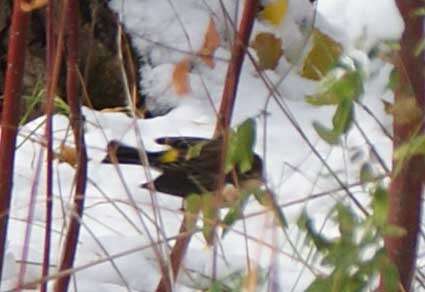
[251,32,283,70]
[20,0,48,12]
[172,58,191,95]
[301,29,343,80]
[392,97,423,125]
[198,18,221,68]
[57,144,77,167]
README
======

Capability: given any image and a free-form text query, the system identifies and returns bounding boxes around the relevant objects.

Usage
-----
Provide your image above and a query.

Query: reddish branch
[0,0,30,282]
[215,0,258,134]
[214,0,258,210]
[40,1,57,291]
[394,2,424,103]
[155,216,192,292]
[155,1,258,291]
[381,2,425,291]
[53,0,88,291]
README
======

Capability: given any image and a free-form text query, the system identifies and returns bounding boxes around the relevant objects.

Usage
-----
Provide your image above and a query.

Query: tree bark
[382,1,425,291]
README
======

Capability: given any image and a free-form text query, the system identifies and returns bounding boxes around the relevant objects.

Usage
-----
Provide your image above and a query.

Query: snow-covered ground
[2,0,406,291]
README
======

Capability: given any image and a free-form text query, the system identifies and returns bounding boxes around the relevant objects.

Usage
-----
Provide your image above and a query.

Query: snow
[316,0,404,50]
[2,0,405,291]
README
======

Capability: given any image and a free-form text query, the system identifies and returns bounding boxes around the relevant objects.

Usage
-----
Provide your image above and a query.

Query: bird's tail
[102,141,164,166]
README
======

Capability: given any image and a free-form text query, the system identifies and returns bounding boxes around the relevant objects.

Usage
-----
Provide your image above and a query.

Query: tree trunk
[382,1,425,291]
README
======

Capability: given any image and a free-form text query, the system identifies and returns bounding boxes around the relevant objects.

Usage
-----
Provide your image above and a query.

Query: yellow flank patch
[259,0,288,27]
[159,148,179,163]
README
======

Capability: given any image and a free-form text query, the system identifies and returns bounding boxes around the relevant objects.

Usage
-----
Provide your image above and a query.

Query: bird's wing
[154,137,210,150]
[141,171,202,197]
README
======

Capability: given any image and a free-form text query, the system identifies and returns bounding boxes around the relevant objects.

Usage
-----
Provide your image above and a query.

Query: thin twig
[53,0,88,290]
[0,1,30,282]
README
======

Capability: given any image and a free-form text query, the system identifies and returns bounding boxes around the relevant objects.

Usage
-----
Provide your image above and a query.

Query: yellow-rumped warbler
[102,136,264,199]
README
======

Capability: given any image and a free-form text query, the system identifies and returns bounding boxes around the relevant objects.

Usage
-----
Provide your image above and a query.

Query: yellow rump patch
[159,148,179,163]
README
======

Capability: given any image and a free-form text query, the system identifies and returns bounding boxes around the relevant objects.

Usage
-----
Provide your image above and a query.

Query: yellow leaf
[57,144,77,167]
[251,32,283,70]
[243,268,259,291]
[198,18,221,68]
[20,0,48,12]
[382,99,393,115]
[258,0,288,27]
[301,29,343,80]
[172,58,191,95]
[392,97,423,125]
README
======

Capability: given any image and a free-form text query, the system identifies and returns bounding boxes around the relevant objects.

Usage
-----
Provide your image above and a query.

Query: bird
[102,136,264,200]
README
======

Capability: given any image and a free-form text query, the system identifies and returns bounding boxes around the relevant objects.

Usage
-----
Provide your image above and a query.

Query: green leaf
[226,118,257,173]
[306,70,364,106]
[272,202,288,229]
[305,94,339,106]
[395,135,425,159]
[252,188,268,205]
[235,118,256,173]
[387,68,400,91]
[414,38,425,57]
[185,194,202,230]
[381,224,406,237]
[20,82,45,125]
[313,121,340,145]
[225,132,238,173]
[269,193,288,229]
[296,210,309,230]
[412,7,425,16]
[336,203,356,238]
[202,193,218,244]
[394,135,425,159]
[208,281,224,292]
[343,70,364,101]
[298,210,332,251]
[360,162,375,184]
[222,191,252,237]
[252,188,288,229]
[306,277,332,292]
[341,273,366,291]
[186,194,202,213]
[394,135,425,174]
[371,186,388,226]
[257,189,288,229]
[299,181,405,292]
[379,255,400,292]
[332,98,354,135]
[54,97,71,116]
[305,72,341,105]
